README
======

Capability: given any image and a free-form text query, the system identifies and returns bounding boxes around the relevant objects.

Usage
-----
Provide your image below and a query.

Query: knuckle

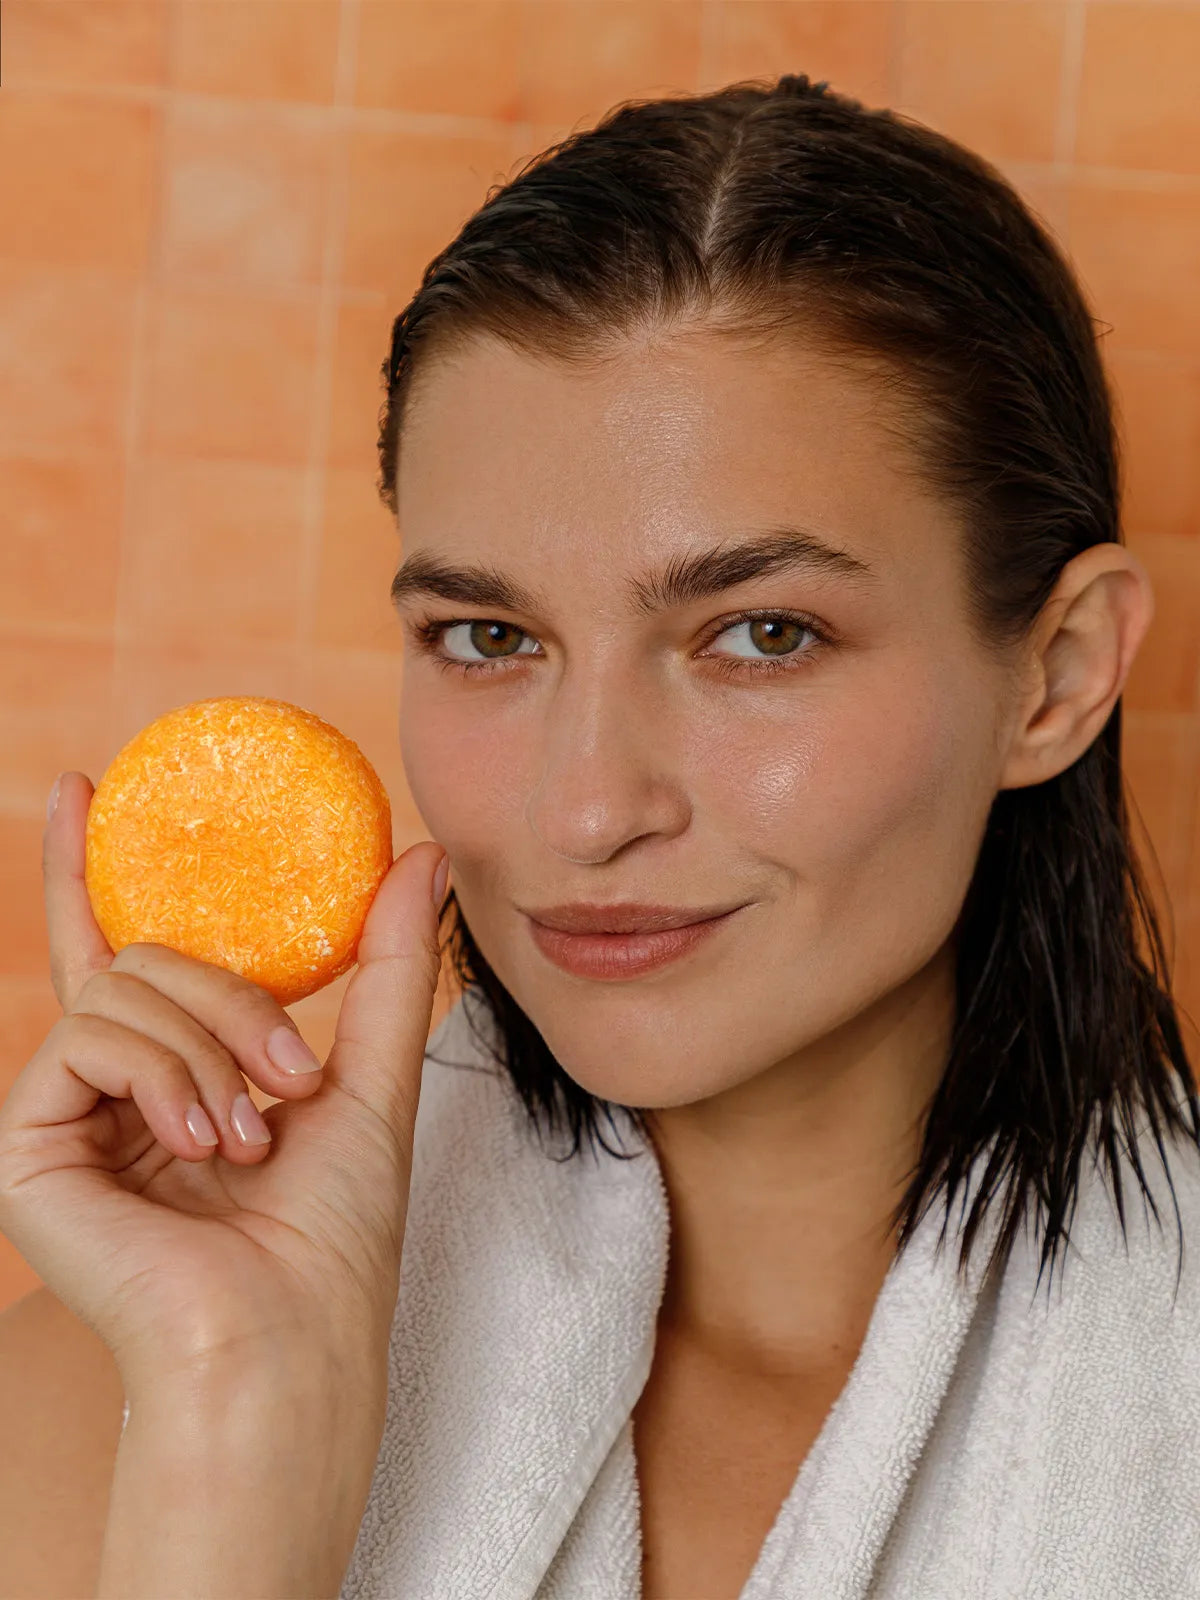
[244,977,287,1016]
[71,969,98,1008]
[143,1035,191,1078]
[58,1010,187,1079]
[189,1029,239,1079]
[72,967,111,1010]
[398,939,441,977]
[236,982,291,1032]
[56,1007,97,1040]
[205,976,286,1044]
[109,941,161,976]
[421,929,443,970]
[175,947,279,1016]
[73,965,142,1012]
[413,938,444,992]
[52,1007,100,1046]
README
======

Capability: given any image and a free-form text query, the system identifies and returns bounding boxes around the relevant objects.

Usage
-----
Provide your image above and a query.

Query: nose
[522,673,691,863]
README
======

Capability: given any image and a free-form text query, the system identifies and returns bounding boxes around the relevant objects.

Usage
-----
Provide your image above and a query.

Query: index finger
[43,771,115,1012]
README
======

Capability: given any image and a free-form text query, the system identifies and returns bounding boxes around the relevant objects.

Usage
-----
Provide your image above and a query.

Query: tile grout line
[294,0,363,712]
[0,76,533,141]
[107,0,184,754]
[0,614,414,663]
[1054,0,1087,173]
[9,68,1200,191]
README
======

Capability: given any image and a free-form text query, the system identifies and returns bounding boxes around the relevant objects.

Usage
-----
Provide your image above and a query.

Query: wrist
[120,1332,387,1412]
[99,1349,388,1599]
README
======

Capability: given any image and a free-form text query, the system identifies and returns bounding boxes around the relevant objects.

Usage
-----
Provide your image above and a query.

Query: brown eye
[465,621,525,658]
[439,620,534,663]
[710,615,818,662]
[750,618,807,656]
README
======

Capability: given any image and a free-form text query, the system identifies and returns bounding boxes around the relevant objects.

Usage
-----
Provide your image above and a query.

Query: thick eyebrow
[390,527,875,618]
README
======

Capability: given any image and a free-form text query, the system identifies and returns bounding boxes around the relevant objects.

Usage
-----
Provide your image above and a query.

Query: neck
[642,943,955,1377]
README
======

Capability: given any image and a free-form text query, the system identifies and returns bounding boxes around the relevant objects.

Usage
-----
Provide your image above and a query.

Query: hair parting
[381,72,1200,1305]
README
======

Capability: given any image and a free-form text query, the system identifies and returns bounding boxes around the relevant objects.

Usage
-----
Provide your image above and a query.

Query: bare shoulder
[0,1286,126,1599]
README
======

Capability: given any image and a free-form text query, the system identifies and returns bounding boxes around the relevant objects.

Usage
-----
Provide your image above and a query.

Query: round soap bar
[85,697,394,1007]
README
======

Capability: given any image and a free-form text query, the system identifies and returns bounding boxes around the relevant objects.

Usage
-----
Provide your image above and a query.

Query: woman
[2,73,1198,1600]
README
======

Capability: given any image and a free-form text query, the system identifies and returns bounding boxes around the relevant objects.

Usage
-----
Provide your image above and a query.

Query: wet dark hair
[376,74,1200,1301]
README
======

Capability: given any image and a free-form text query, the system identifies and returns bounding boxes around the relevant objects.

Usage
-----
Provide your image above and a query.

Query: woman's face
[393,326,1022,1109]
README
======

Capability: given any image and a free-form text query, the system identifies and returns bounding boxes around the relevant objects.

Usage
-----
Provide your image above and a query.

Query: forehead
[395,327,956,577]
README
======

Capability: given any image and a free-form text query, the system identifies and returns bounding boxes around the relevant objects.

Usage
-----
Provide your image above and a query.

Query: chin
[563,1068,723,1114]
[537,1028,745,1112]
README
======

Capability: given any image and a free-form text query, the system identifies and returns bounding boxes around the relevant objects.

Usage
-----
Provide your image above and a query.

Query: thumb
[324,840,447,1132]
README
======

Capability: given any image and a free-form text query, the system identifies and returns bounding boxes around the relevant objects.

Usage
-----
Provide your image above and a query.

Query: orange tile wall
[1,0,1198,1310]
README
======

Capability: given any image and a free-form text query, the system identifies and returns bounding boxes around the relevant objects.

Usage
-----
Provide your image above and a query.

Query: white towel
[339,992,1200,1599]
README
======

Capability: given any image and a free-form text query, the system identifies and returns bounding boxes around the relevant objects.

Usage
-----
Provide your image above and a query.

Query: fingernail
[231,1091,271,1145]
[185,1101,219,1146]
[46,774,62,823]
[266,1024,322,1075]
[432,851,449,906]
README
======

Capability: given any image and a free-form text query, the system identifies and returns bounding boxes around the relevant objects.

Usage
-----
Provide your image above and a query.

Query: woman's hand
[0,770,448,1398]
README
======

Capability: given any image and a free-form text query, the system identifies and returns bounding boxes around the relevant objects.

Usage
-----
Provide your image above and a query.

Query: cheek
[691,668,990,889]
[398,694,528,862]
[401,660,996,904]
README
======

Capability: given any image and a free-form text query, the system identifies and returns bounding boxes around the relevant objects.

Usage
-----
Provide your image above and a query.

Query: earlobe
[997,544,1154,792]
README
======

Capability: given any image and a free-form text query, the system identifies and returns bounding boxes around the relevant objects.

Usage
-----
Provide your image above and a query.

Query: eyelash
[407,607,833,681]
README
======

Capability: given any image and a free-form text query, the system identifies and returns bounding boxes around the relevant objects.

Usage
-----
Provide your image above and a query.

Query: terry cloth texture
[339,993,1200,1600]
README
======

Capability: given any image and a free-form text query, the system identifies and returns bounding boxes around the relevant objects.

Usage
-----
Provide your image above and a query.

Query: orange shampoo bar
[85,697,393,1006]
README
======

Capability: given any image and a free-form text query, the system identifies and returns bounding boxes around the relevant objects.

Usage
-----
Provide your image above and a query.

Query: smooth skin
[392,323,1153,1597]
[0,776,448,1595]
[0,317,1152,1600]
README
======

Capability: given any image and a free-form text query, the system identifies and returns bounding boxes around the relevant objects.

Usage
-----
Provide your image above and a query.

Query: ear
[999,542,1155,792]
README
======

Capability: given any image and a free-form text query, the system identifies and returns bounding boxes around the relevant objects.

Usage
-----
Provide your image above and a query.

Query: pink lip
[526,907,741,980]
[523,900,743,934]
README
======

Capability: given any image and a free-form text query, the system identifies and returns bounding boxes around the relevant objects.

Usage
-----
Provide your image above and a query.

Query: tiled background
[2,0,1198,1310]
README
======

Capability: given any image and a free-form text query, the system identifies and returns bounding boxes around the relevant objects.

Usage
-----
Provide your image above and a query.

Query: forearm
[97,1349,387,1600]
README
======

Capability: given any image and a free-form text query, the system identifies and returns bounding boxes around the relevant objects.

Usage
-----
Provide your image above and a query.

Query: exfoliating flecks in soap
[85,697,394,1006]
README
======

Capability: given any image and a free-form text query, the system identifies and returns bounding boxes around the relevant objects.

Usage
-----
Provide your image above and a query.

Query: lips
[525,906,742,980]
[525,902,742,935]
